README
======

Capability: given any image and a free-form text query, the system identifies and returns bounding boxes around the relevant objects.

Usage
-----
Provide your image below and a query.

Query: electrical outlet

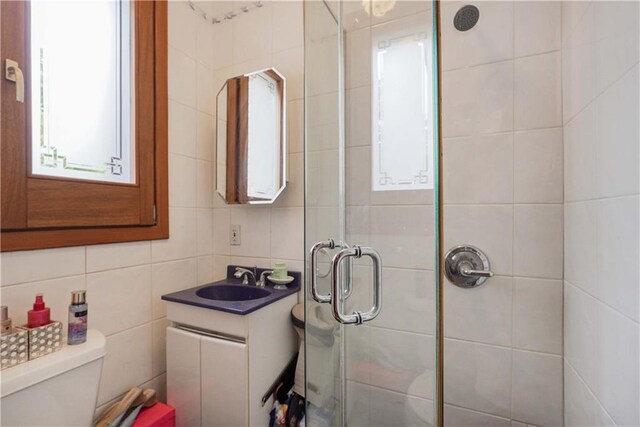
[230,224,241,246]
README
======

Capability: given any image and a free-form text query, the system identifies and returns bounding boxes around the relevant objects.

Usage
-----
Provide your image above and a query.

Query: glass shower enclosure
[304,1,440,425]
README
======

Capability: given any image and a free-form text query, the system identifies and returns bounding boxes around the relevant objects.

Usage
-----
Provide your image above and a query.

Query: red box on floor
[132,402,175,427]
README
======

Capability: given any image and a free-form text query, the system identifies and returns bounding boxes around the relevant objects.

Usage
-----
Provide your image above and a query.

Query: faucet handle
[258,270,274,287]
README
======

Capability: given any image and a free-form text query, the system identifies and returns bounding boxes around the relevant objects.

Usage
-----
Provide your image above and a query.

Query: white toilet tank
[1,329,106,427]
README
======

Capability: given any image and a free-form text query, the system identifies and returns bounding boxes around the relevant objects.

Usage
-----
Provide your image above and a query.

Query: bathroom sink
[161,266,301,315]
[196,284,270,301]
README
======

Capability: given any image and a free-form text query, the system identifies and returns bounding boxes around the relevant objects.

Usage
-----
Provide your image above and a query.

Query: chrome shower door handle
[330,246,382,325]
[310,239,353,303]
[5,59,24,103]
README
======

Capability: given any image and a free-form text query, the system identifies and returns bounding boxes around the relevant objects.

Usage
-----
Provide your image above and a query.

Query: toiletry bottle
[68,290,87,345]
[1,306,12,334]
[27,294,51,328]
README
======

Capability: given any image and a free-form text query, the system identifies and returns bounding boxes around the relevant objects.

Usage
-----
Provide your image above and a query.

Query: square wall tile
[515,52,562,130]
[196,209,214,256]
[513,204,563,279]
[86,241,151,273]
[563,103,598,202]
[444,339,512,418]
[232,4,272,64]
[444,205,513,276]
[597,304,640,427]
[98,324,152,406]
[564,201,598,296]
[197,255,215,285]
[272,1,303,52]
[229,206,271,259]
[213,208,231,255]
[168,46,197,107]
[1,246,85,286]
[152,318,170,378]
[444,405,510,427]
[514,1,561,57]
[444,276,512,347]
[151,258,197,320]
[514,128,563,204]
[443,61,514,138]
[443,133,514,204]
[369,386,434,427]
[270,207,304,261]
[87,265,151,336]
[596,65,640,198]
[370,206,435,270]
[371,268,435,336]
[564,360,616,427]
[168,1,197,58]
[196,160,214,208]
[370,328,435,400]
[513,278,563,354]
[512,350,563,426]
[596,196,640,322]
[152,207,198,263]
[441,1,513,71]
[169,101,197,158]
[169,154,197,208]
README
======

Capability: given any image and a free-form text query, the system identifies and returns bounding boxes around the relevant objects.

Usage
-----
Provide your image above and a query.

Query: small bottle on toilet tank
[68,290,88,345]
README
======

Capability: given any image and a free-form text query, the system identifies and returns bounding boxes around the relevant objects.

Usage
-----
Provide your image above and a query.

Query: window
[1,1,168,251]
[371,18,434,192]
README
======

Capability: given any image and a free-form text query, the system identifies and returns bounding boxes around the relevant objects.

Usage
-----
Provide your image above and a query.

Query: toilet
[1,329,106,427]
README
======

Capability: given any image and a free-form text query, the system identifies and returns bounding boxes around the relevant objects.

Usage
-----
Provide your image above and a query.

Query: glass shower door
[304,1,440,425]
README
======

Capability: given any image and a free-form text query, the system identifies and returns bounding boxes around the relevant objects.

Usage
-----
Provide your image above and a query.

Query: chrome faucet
[234,267,257,286]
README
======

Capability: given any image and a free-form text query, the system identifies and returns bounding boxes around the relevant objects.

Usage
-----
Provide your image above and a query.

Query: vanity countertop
[161,267,301,316]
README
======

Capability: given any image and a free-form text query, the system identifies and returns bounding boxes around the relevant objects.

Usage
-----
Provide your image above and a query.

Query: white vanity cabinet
[166,293,298,427]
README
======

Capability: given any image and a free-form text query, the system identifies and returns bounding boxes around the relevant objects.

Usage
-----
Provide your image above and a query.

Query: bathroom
[0,0,637,426]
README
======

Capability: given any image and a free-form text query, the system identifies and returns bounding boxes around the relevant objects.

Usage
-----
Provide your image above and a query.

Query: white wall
[209,1,305,280]
[562,2,640,426]
[441,2,564,425]
[0,1,304,418]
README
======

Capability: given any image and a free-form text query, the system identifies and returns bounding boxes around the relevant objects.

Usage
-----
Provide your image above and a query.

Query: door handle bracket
[5,59,24,103]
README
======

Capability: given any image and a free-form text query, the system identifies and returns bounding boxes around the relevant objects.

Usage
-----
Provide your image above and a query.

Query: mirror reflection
[216,68,286,205]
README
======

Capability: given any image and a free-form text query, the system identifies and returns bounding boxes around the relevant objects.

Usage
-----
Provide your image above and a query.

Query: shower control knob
[444,245,493,288]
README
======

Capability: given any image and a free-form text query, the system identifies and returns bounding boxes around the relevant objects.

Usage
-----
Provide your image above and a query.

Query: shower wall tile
[371,268,435,336]
[512,278,563,354]
[513,204,563,279]
[369,386,434,427]
[514,1,561,57]
[441,1,514,71]
[444,405,511,427]
[442,3,564,423]
[442,60,514,138]
[444,205,514,276]
[444,276,512,347]
[511,350,563,426]
[514,128,563,204]
[444,339,512,418]
[514,51,562,130]
[563,2,640,423]
[370,206,435,270]
[443,133,514,204]
[369,328,435,400]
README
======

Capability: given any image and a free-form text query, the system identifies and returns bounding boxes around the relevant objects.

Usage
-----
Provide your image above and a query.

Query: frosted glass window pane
[247,72,281,199]
[371,23,433,192]
[30,1,135,184]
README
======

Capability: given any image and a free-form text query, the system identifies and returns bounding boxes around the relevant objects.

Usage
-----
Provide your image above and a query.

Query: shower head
[454,5,480,32]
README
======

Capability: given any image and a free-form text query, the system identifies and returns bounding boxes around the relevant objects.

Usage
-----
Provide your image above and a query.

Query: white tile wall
[562,2,640,426]
[209,1,305,285]
[442,2,564,424]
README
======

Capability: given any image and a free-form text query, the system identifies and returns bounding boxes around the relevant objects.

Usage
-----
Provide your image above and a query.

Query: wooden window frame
[0,0,168,252]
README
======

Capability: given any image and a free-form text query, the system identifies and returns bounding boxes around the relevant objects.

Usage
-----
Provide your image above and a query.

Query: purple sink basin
[161,266,301,316]
[195,284,270,301]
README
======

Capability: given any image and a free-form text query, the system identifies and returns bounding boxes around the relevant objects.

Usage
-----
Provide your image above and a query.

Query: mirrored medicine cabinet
[215,67,286,205]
